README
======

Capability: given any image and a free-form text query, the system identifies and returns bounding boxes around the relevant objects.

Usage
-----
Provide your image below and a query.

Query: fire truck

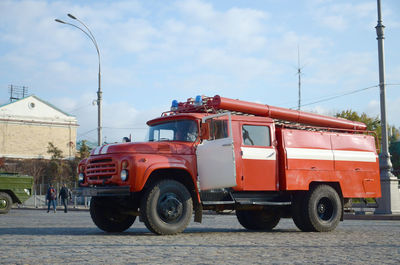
[76,95,381,235]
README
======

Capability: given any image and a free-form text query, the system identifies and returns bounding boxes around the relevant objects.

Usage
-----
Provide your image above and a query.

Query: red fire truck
[76,95,381,235]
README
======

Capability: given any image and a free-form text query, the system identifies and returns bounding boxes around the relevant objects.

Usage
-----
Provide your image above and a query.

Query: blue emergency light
[194,95,202,106]
[171,100,179,111]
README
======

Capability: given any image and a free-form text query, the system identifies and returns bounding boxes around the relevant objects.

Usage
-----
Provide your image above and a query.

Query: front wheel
[0,192,12,214]
[140,180,193,235]
[236,209,281,231]
[90,197,136,232]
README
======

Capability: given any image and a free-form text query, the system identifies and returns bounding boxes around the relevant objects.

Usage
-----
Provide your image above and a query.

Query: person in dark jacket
[46,184,57,213]
[59,184,71,213]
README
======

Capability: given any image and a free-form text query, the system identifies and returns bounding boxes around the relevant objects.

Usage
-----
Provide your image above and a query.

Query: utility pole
[374,0,400,214]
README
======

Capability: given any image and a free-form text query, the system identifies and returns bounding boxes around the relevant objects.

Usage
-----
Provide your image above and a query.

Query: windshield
[147,120,198,142]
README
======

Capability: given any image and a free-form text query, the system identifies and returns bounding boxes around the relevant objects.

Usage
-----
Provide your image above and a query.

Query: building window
[28,102,35,109]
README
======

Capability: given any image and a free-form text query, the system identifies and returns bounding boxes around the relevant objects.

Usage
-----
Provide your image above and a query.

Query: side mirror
[122,137,131,143]
[200,123,210,140]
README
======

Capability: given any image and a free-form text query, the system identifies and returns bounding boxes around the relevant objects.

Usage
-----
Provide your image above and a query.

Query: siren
[194,95,203,106]
[171,100,179,111]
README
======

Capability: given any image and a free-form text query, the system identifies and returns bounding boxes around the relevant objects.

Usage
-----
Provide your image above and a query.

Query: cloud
[310,1,376,31]
[305,51,376,87]
[174,0,269,53]
[52,93,165,143]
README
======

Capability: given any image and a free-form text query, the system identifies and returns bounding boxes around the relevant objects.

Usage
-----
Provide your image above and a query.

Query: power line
[68,104,92,113]
[77,127,147,139]
[293,84,379,109]
[103,126,147,130]
[283,83,400,109]
[77,128,97,137]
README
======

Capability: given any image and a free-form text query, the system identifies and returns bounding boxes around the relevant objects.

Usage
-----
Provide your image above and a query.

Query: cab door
[240,123,277,191]
[196,113,237,191]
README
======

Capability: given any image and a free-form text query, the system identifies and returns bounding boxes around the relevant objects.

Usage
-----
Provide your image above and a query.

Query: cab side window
[206,119,228,140]
[242,125,271,146]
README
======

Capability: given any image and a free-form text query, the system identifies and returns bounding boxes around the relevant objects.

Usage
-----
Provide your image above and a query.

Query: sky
[0,0,399,144]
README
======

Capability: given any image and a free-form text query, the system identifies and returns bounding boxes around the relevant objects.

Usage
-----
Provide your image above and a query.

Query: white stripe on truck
[286,148,376,162]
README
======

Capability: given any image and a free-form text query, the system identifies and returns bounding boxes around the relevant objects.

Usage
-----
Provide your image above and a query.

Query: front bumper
[73,186,131,197]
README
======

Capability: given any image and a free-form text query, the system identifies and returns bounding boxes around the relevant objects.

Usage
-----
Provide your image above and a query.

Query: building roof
[0,95,77,125]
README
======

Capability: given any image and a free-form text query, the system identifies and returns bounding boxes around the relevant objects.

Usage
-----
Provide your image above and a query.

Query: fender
[137,161,200,203]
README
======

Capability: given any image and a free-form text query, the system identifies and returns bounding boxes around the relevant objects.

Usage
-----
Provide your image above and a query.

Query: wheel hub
[0,199,7,209]
[318,203,326,214]
[317,198,334,221]
[158,193,183,222]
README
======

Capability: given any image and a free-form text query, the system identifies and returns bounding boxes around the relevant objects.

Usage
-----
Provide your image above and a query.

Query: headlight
[78,173,85,182]
[120,169,128,181]
[24,189,30,196]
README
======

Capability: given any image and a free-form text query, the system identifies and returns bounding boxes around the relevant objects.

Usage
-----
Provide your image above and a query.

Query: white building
[0,95,78,159]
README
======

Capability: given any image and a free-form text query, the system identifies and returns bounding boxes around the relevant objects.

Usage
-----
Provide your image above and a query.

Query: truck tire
[140,180,193,235]
[0,192,12,214]
[90,197,136,233]
[291,192,311,231]
[303,185,342,232]
[236,209,281,231]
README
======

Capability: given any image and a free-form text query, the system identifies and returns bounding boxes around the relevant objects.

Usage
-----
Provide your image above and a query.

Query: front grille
[86,158,117,180]
[88,175,112,180]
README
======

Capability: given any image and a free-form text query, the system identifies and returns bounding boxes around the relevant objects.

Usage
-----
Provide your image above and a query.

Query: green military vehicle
[0,172,33,214]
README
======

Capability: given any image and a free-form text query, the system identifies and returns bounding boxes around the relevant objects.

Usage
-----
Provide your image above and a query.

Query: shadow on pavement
[0,226,300,236]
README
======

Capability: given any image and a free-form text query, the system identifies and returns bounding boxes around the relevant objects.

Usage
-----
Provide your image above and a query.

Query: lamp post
[55,14,102,146]
[374,0,400,214]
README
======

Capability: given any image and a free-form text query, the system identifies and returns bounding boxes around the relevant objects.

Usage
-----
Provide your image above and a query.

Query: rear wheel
[305,185,342,232]
[140,180,193,235]
[292,185,342,232]
[0,192,12,214]
[236,209,281,231]
[90,197,136,232]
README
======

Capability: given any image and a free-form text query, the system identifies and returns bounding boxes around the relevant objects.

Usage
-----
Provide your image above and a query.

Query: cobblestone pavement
[0,209,399,265]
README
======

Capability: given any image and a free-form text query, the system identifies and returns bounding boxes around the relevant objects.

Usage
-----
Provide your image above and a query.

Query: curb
[344,213,400,221]
[13,206,89,212]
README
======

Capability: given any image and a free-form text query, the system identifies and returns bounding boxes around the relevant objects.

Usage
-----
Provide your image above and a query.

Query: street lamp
[55,14,103,146]
[374,0,400,214]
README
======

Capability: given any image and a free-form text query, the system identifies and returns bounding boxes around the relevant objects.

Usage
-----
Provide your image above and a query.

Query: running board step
[232,191,291,206]
[202,201,235,205]
[236,200,291,206]
[200,189,234,202]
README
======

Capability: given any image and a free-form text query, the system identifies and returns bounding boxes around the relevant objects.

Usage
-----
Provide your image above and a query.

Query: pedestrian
[59,183,71,213]
[46,184,57,213]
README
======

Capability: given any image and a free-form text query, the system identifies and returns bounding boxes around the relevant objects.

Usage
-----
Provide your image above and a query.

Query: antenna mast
[297,45,302,110]
[9,85,28,102]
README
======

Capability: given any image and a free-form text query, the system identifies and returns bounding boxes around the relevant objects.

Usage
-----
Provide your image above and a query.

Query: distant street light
[55,14,103,146]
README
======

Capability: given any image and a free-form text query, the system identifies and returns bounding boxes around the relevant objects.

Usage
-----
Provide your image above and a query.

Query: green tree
[335,109,400,144]
[335,110,381,140]
[78,140,91,160]
[46,142,64,183]
[47,142,64,160]
[336,110,400,177]
[65,140,93,182]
